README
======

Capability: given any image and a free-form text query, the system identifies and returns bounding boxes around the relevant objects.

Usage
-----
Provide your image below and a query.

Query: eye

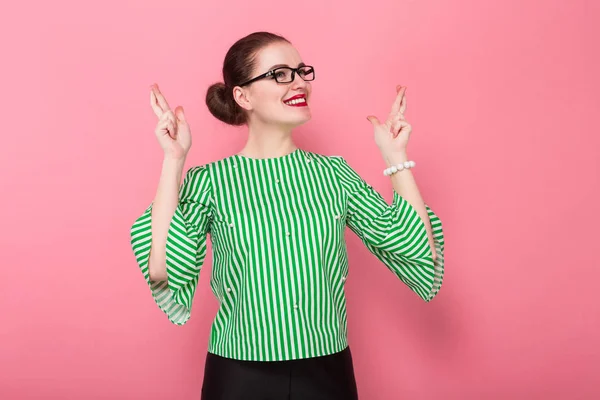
[275,70,287,79]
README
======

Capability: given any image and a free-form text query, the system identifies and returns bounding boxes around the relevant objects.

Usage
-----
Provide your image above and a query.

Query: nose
[291,71,309,89]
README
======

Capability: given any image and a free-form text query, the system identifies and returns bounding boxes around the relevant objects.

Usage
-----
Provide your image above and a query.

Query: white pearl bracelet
[383,160,416,176]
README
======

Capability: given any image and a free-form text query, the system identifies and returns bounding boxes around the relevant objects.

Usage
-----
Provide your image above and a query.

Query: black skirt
[200,346,359,400]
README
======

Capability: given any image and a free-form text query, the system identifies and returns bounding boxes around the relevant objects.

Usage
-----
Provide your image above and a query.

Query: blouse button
[293,304,299,309]
[276,178,280,183]
[334,215,340,220]
[341,276,346,282]
[286,231,291,236]
[226,287,232,293]
[229,223,234,228]
[306,158,311,163]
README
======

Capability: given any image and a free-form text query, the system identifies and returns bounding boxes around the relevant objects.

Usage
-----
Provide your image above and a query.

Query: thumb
[175,106,186,122]
[366,115,380,126]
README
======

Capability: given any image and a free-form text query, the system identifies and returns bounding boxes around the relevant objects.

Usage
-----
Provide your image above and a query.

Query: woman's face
[235,41,312,128]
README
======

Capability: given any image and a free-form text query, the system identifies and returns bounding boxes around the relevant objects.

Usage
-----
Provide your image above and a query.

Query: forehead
[254,42,303,72]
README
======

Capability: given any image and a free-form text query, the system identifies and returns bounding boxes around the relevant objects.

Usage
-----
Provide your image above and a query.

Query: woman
[130,31,444,400]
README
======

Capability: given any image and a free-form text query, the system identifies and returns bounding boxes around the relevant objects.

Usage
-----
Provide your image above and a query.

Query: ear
[233,86,253,111]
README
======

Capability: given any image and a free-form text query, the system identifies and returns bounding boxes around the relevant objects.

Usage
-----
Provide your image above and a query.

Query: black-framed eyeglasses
[238,65,315,87]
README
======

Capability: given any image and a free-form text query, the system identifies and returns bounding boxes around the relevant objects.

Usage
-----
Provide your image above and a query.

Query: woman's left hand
[367,85,412,159]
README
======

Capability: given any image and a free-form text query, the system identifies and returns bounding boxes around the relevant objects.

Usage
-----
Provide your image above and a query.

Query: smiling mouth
[283,97,307,107]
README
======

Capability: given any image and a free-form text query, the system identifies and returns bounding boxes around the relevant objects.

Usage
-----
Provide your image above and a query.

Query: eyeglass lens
[274,66,314,83]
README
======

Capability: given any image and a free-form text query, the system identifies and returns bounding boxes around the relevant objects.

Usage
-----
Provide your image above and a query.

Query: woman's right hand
[150,83,191,160]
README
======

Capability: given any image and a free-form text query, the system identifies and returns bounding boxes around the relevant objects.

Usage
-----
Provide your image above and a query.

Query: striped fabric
[130,148,444,361]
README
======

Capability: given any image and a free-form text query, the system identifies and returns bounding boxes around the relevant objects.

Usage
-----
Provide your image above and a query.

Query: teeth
[285,98,306,105]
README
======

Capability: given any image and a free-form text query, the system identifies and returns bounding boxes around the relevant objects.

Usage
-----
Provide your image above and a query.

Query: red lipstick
[283,94,307,107]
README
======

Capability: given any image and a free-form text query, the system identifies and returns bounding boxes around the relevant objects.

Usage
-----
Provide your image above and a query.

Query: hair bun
[206,81,244,126]
[205,31,290,126]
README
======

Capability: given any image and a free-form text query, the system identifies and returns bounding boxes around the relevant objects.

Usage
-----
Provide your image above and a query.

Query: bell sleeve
[129,164,213,325]
[331,156,444,301]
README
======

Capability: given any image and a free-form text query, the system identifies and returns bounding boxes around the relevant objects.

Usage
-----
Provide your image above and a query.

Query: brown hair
[205,31,291,126]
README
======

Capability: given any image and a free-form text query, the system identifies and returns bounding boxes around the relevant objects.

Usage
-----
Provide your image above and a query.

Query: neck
[239,119,298,159]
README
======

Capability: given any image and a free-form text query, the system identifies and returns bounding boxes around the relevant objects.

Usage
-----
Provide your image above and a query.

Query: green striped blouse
[130,148,444,362]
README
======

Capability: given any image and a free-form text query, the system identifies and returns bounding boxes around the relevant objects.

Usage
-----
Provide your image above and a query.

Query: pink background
[1,0,598,398]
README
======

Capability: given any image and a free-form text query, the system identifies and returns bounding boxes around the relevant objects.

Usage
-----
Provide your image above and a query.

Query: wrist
[383,151,408,167]
[163,155,186,169]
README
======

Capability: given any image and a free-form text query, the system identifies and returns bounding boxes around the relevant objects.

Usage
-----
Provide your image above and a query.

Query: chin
[291,116,311,128]
[276,114,311,129]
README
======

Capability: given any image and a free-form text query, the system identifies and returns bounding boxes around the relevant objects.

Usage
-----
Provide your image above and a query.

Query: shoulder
[182,163,212,194]
[301,151,360,183]
[301,150,347,169]
[185,163,210,178]
[186,156,229,176]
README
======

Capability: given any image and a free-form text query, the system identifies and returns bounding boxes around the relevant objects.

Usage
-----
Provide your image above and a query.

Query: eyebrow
[267,62,306,70]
